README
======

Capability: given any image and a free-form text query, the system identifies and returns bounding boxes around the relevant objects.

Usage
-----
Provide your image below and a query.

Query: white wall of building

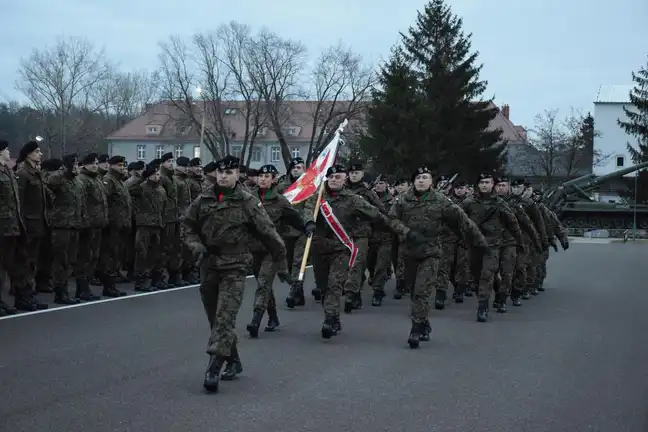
[593,102,638,176]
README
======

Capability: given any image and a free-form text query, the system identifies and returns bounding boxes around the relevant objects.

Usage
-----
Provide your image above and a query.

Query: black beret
[19,141,39,161]
[203,162,217,174]
[161,152,174,163]
[41,158,63,172]
[511,179,525,187]
[108,155,126,165]
[394,178,410,185]
[142,163,159,178]
[348,161,364,171]
[247,168,259,176]
[453,180,467,187]
[149,158,162,169]
[127,162,137,171]
[326,164,347,177]
[81,153,98,165]
[437,174,450,183]
[496,175,510,184]
[176,156,190,167]
[62,153,78,168]
[375,173,388,182]
[215,155,240,170]
[478,172,494,181]
[289,157,305,168]
[411,166,432,182]
[0,140,8,152]
[98,154,109,163]
[258,164,279,175]
[189,157,201,167]
[133,160,146,170]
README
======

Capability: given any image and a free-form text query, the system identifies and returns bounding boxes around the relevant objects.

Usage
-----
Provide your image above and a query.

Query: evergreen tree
[361,0,504,181]
[618,56,648,163]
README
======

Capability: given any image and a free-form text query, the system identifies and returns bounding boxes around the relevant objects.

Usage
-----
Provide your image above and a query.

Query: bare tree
[246,28,308,171]
[15,37,112,156]
[306,43,375,164]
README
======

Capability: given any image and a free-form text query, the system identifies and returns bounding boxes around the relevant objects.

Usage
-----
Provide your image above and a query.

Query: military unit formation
[0,138,569,393]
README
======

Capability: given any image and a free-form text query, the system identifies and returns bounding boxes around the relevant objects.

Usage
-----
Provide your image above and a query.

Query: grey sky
[1,0,646,129]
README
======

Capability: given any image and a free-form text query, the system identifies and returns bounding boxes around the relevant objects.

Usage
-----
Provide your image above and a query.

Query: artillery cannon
[540,161,648,231]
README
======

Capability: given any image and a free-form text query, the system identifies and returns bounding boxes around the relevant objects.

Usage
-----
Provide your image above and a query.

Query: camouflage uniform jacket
[45,171,85,229]
[390,188,487,259]
[187,173,203,201]
[461,193,523,248]
[174,170,193,220]
[0,163,25,236]
[539,204,567,247]
[277,175,306,239]
[346,181,386,238]
[303,186,409,254]
[201,176,217,192]
[15,161,49,236]
[371,189,394,243]
[520,197,549,249]
[503,194,542,250]
[128,178,166,228]
[103,169,132,229]
[249,185,305,253]
[183,183,287,272]
[160,166,179,223]
[78,168,109,228]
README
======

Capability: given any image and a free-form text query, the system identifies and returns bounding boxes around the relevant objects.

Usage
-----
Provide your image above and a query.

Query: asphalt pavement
[1,243,647,432]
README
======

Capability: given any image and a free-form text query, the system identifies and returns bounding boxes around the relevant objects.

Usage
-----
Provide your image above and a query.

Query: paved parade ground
[1,242,647,432]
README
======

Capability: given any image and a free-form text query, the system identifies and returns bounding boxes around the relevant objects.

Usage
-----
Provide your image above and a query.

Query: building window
[224,108,237,115]
[175,144,183,158]
[231,145,242,159]
[290,147,300,158]
[146,126,158,135]
[193,146,201,158]
[136,145,146,160]
[250,147,262,162]
[284,127,298,136]
[271,146,281,162]
[616,156,625,168]
[155,145,164,159]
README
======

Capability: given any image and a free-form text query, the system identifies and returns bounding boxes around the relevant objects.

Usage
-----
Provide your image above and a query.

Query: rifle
[437,173,458,190]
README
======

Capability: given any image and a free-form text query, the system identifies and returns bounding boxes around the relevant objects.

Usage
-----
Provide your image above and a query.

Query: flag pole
[297,119,348,281]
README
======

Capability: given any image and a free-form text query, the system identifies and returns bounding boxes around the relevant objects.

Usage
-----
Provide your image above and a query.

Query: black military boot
[321,315,337,339]
[393,279,405,299]
[102,274,126,297]
[419,320,431,342]
[434,290,446,310]
[531,286,539,296]
[246,309,264,338]
[168,272,186,287]
[453,286,465,303]
[492,294,501,310]
[344,292,357,313]
[203,354,226,393]
[134,274,156,292]
[510,290,523,306]
[54,286,80,305]
[151,271,169,290]
[496,293,507,313]
[311,287,322,302]
[537,283,545,292]
[407,321,424,349]
[182,270,200,284]
[0,298,17,315]
[285,283,304,309]
[464,284,475,297]
[14,292,48,311]
[265,304,280,332]
[476,300,489,322]
[371,290,385,306]
[221,344,243,381]
[75,277,100,301]
[333,315,342,335]
[353,292,363,310]
[521,289,531,300]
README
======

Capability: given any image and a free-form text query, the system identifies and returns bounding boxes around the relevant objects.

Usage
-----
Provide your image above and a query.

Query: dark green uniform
[0,161,24,316]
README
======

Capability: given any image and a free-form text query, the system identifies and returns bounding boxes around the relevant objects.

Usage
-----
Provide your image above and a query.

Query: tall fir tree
[618,55,648,163]
[361,0,504,181]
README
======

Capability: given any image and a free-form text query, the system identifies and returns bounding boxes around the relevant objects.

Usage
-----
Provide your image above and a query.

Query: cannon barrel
[575,160,648,192]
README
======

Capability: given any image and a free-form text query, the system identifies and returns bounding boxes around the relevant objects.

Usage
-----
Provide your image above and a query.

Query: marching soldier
[366,174,395,306]
[13,141,49,311]
[246,164,306,337]
[536,194,569,291]
[391,178,411,299]
[173,156,193,286]
[46,154,85,304]
[0,140,22,316]
[447,180,474,302]
[183,156,290,393]
[159,153,182,288]
[243,168,258,189]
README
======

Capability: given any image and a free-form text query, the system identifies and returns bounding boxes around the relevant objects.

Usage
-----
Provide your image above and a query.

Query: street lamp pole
[196,87,206,150]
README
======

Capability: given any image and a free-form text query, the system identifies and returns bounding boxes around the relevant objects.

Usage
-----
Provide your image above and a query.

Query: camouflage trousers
[123,227,136,273]
[473,247,501,301]
[0,236,18,300]
[367,240,392,292]
[513,244,531,296]
[313,250,350,316]
[251,251,277,311]
[406,256,440,324]
[538,249,550,285]
[285,235,307,282]
[453,244,473,287]
[13,234,43,299]
[133,227,163,276]
[495,245,516,296]
[200,258,247,357]
[434,241,458,292]
[50,229,79,289]
[162,222,182,273]
[35,230,53,291]
[180,223,196,273]
[76,227,102,279]
[343,237,369,294]
[98,227,131,276]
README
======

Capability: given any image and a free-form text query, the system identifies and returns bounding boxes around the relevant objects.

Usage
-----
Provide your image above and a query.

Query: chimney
[501,104,510,120]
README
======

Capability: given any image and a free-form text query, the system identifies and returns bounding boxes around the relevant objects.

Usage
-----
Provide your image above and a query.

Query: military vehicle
[541,161,648,231]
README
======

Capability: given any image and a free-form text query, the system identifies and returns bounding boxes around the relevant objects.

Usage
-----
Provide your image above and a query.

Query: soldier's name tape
[0,265,314,322]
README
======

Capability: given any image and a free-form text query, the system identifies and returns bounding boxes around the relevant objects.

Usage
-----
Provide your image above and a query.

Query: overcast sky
[1,0,646,129]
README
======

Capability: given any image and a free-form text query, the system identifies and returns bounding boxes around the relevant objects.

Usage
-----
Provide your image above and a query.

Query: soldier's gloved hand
[304,221,316,237]
[277,271,294,285]
[405,230,426,244]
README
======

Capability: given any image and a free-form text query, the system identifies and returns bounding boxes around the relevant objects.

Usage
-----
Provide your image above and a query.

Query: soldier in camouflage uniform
[173,156,193,286]
[519,183,552,297]
[183,156,290,393]
[77,153,109,298]
[391,178,411,299]
[365,174,395,306]
[128,162,166,292]
[123,161,146,279]
[303,165,416,339]
[97,154,109,176]
[461,173,523,322]
[13,141,49,311]
[277,157,310,308]
[390,166,487,348]
[158,153,183,288]
[246,164,306,338]
[97,155,132,297]
[493,176,543,310]
[447,180,474,302]
[201,162,218,190]
[36,159,63,295]
[45,154,86,304]
[0,140,22,316]
[187,158,203,201]
[243,168,258,190]
[536,195,569,290]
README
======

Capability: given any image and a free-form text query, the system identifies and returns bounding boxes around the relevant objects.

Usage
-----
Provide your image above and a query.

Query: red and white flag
[282,120,347,204]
